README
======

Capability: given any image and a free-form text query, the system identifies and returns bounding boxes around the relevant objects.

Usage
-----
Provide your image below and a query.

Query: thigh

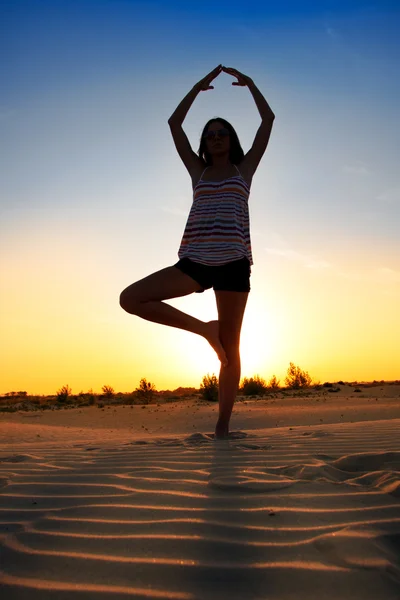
[120,265,203,304]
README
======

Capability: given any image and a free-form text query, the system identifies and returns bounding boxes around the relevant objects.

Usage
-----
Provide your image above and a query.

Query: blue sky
[1,0,400,393]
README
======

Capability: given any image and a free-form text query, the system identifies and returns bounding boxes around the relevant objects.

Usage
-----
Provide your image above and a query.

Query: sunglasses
[203,128,230,140]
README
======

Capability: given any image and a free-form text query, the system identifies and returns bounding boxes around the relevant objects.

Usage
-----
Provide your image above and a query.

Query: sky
[1,0,399,395]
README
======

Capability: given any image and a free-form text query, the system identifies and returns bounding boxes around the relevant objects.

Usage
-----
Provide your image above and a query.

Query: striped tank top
[178,164,253,266]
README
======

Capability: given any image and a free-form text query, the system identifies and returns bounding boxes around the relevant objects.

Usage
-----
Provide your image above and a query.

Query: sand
[1,384,400,599]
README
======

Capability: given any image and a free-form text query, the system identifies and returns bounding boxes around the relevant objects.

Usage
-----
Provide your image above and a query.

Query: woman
[120,64,275,438]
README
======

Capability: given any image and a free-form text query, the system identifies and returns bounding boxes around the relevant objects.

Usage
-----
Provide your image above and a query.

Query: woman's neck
[210,155,232,169]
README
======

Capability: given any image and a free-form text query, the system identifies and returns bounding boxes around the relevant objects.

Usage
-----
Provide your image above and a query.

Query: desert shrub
[134,378,156,403]
[121,392,136,405]
[102,385,114,398]
[86,389,96,404]
[171,387,198,398]
[267,375,280,390]
[4,391,28,398]
[200,373,218,402]
[285,363,312,389]
[77,389,96,405]
[56,385,72,402]
[240,375,267,396]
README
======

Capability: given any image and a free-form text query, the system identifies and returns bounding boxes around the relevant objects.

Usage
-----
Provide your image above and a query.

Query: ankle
[215,420,229,439]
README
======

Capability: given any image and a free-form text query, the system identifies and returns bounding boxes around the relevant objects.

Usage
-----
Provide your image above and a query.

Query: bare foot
[205,320,228,366]
[215,419,229,439]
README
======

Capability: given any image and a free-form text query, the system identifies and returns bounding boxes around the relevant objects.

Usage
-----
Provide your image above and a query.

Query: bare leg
[120,266,228,366]
[214,291,248,439]
[132,302,227,366]
[215,352,241,438]
[131,299,206,335]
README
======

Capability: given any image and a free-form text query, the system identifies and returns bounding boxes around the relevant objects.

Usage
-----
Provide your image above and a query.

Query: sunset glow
[1,1,399,395]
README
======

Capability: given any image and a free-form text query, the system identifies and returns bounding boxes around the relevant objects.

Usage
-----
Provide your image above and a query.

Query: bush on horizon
[56,385,73,402]
[134,378,156,404]
[268,375,280,390]
[78,389,96,404]
[102,385,115,398]
[285,363,313,389]
[200,374,218,402]
[240,375,268,396]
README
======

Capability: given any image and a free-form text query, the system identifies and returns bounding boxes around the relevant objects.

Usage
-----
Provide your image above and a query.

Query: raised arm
[168,65,223,176]
[223,66,275,178]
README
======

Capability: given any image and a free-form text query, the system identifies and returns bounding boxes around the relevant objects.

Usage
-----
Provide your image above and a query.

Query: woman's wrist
[192,83,202,94]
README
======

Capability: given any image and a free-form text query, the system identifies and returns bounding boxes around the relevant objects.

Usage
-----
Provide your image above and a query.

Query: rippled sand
[1,391,400,599]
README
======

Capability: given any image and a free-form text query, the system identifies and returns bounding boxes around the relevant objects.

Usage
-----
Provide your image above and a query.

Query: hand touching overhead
[222,66,254,88]
[194,64,223,92]
[193,65,254,92]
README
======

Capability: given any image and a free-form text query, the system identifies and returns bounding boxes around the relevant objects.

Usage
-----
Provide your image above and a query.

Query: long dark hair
[197,117,245,166]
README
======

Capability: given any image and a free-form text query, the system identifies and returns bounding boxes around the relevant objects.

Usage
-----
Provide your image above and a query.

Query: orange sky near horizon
[1,222,399,395]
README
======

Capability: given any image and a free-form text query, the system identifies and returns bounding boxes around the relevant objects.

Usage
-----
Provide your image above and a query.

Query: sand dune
[1,395,400,599]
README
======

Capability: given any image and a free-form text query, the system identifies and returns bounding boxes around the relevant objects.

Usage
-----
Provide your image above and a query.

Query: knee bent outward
[119,289,141,314]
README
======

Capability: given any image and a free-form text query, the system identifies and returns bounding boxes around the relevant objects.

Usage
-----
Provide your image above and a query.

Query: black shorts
[174,256,251,293]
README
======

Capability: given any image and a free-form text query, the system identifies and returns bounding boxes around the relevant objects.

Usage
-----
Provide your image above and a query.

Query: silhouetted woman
[120,64,275,438]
